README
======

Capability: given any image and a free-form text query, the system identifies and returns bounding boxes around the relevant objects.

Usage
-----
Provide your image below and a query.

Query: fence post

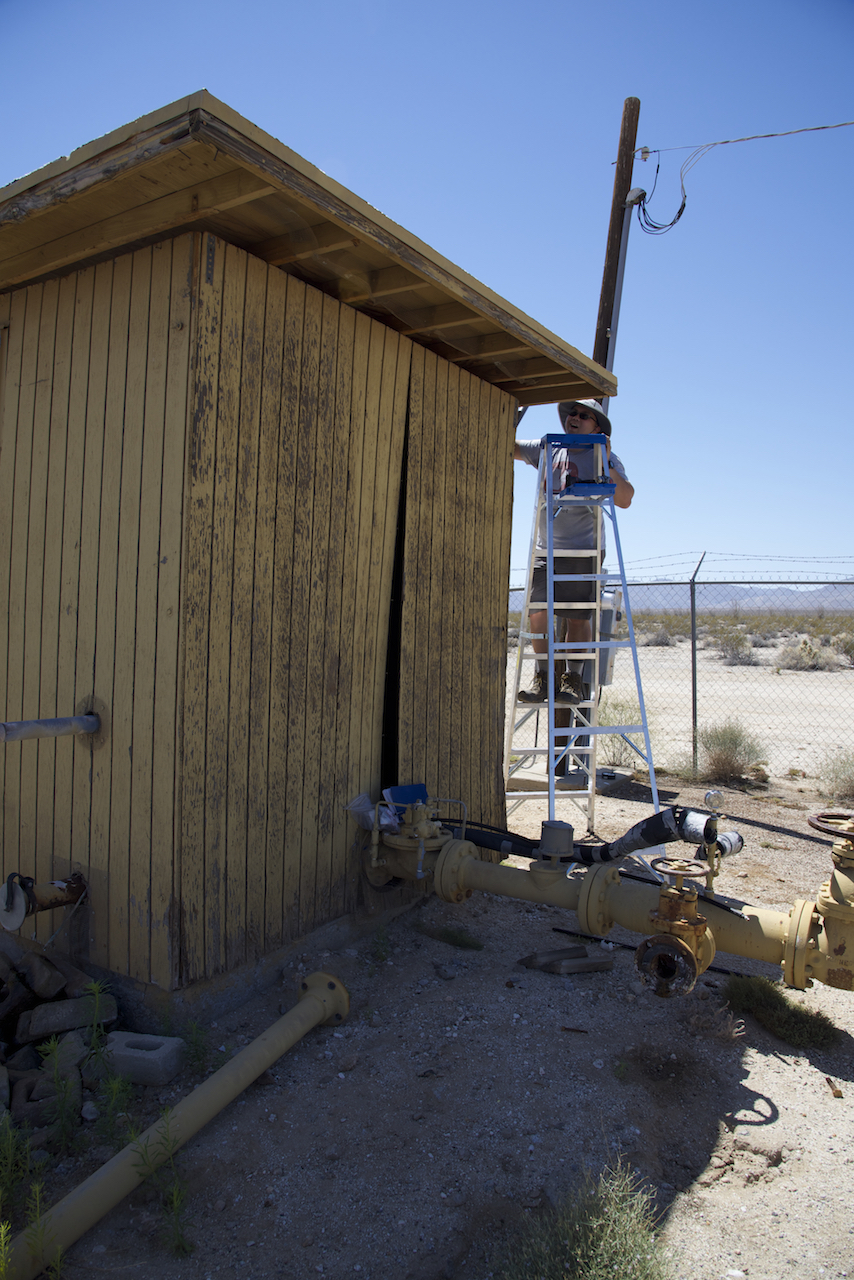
[690,552,706,774]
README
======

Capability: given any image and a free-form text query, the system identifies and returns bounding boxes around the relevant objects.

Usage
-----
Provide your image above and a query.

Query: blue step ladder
[504,433,659,832]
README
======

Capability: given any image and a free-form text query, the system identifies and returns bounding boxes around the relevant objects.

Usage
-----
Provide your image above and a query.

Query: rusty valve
[635,856,716,997]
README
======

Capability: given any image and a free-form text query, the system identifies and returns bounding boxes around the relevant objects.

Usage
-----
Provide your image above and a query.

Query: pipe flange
[783,899,816,990]
[361,845,404,891]
[433,839,476,904]
[635,933,699,998]
[576,863,620,936]
[298,972,350,1025]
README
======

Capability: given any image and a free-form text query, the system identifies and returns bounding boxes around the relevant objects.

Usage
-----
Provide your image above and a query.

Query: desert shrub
[490,1161,671,1280]
[820,748,854,802]
[832,632,854,665]
[715,626,758,666]
[641,626,673,647]
[776,638,842,672]
[723,975,840,1050]
[697,719,764,783]
[598,694,646,768]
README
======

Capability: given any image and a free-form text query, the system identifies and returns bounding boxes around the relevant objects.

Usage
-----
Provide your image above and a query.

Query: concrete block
[0,976,38,1026]
[16,993,117,1042]
[104,1031,186,1086]
[6,1044,40,1071]
[54,1029,88,1074]
[0,933,26,967]
[44,954,95,999]
[16,952,67,999]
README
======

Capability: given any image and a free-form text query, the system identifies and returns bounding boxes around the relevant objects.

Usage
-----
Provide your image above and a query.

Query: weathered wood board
[0,229,516,990]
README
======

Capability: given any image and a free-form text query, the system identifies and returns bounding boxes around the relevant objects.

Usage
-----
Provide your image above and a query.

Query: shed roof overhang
[0,92,615,407]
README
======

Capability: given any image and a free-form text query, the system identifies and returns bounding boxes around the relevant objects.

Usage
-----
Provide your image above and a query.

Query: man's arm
[513,441,526,461]
[610,466,634,508]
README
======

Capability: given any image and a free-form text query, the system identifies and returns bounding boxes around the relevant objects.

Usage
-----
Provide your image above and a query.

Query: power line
[629,118,854,235]
[632,119,854,159]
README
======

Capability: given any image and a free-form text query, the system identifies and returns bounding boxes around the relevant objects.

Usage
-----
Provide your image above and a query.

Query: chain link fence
[607,580,854,779]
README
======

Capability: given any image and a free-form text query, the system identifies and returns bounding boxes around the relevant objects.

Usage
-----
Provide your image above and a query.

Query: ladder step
[505,438,657,828]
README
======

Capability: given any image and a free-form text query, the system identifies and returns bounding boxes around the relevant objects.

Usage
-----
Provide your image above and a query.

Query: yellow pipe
[418,840,850,993]
[9,972,348,1280]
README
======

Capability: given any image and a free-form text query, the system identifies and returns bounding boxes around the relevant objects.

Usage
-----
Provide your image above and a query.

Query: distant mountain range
[509,582,854,614]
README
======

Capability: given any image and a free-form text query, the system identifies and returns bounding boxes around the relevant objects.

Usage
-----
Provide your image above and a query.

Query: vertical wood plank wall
[0,237,192,987]
[398,347,515,828]
[179,235,412,984]
[0,230,516,992]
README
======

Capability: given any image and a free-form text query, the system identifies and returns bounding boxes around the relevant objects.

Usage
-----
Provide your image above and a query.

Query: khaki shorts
[530,556,596,619]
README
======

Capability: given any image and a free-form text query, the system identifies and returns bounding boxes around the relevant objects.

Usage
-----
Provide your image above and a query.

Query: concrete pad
[105,1031,186,1085]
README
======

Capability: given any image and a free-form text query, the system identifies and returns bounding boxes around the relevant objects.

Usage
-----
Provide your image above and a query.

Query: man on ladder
[513,399,634,706]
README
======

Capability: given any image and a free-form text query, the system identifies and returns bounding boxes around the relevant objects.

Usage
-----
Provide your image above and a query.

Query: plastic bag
[345,792,400,833]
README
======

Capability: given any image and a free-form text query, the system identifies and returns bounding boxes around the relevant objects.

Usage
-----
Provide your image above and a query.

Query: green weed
[24,1181,59,1274]
[0,1112,31,1215]
[0,1219,10,1279]
[372,924,391,963]
[37,1036,79,1154]
[723,975,841,1049]
[83,979,112,1075]
[184,1021,210,1075]
[489,1161,671,1280]
[132,1109,194,1257]
[97,1073,134,1148]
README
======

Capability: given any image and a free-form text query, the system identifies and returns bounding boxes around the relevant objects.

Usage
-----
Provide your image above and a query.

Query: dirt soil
[36,776,854,1280]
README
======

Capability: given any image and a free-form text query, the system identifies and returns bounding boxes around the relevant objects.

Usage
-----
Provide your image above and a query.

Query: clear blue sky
[4,0,852,584]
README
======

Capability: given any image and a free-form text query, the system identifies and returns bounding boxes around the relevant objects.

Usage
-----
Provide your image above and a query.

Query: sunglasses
[566,409,596,423]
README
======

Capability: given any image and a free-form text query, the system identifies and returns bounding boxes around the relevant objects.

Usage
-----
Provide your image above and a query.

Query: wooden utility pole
[593,97,641,377]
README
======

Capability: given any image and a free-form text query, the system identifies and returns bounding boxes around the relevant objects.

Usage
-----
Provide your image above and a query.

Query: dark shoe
[518,670,547,703]
[555,670,584,705]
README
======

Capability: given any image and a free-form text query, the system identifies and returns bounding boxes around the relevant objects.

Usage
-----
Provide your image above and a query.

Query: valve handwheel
[807,811,854,839]
[649,855,709,881]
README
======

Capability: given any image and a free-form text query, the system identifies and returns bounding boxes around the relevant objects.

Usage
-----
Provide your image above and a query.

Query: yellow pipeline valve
[384,808,854,1000]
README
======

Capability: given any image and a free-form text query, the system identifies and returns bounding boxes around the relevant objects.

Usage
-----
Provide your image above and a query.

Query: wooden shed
[0,93,614,997]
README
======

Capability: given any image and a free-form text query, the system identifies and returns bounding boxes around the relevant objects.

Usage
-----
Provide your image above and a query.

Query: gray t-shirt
[517,438,629,552]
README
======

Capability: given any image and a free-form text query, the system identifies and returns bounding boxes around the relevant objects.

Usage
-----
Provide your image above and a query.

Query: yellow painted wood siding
[180,235,412,983]
[398,348,515,828]
[0,228,514,993]
[0,238,192,986]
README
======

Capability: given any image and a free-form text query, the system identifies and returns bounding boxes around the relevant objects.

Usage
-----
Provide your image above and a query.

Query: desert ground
[11,641,854,1280]
[26,772,852,1280]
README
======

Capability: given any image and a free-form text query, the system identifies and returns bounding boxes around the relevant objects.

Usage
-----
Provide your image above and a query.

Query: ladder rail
[505,430,659,831]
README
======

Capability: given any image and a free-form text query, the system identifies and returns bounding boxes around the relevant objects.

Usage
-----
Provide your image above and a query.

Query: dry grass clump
[685,1003,746,1042]
[723,975,841,1050]
[490,1162,671,1280]
[697,719,765,784]
[776,637,842,672]
[820,748,854,802]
